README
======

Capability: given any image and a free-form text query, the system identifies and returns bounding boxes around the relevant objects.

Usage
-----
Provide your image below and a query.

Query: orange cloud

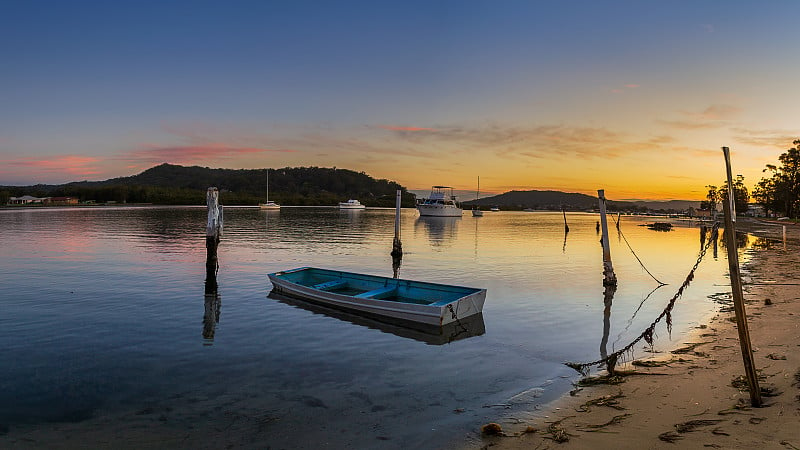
[624,84,640,88]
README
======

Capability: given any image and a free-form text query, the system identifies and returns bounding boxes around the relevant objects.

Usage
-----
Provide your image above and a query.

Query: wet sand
[474,218,800,449]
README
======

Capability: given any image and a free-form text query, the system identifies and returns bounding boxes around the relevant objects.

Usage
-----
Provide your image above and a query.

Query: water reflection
[203,248,221,345]
[599,284,616,372]
[415,216,460,247]
[267,291,485,345]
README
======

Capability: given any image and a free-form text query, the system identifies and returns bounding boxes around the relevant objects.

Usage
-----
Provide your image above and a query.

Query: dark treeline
[0,164,416,207]
[752,140,800,218]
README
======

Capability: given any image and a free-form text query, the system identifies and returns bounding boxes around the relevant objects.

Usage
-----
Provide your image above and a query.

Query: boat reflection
[267,291,485,345]
[415,216,460,247]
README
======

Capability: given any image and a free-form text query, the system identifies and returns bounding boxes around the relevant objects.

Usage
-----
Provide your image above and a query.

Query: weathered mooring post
[562,206,569,233]
[598,189,617,286]
[206,187,223,270]
[783,225,787,250]
[721,146,762,407]
[204,187,223,344]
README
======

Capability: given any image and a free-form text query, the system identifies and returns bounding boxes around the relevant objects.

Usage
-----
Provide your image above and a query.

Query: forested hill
[1,164,415,207]
[462,190,699,212]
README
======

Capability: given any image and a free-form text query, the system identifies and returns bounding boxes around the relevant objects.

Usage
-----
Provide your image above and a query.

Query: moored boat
[338,199,366,209]
[259,169,281,210]
[417,186,463,217]
[268,267,486,327]
[472,176,483,217]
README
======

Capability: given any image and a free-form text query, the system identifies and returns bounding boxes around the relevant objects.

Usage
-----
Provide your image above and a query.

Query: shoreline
[472,218,800,449]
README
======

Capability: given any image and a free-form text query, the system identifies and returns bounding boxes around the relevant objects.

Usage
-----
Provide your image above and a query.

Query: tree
[753,140,800,218]
[700,185,719,213]
[719,175,749,215]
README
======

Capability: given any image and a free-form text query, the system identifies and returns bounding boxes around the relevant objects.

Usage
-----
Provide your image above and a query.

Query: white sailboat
[259,169,280,210]
[472,176,483,217]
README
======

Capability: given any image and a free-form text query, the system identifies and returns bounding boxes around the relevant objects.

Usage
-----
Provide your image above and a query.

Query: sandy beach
[474,218,800,449]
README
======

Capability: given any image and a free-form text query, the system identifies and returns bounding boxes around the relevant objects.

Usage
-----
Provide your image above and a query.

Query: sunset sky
[1,1,798,200]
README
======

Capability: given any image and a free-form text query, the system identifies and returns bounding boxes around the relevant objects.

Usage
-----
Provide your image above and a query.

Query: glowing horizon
[1,2,798,201]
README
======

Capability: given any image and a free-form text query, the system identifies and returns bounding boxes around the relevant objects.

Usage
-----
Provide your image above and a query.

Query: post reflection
[600,283,617,373]
[203,261,221,345]
[392,254,402,279]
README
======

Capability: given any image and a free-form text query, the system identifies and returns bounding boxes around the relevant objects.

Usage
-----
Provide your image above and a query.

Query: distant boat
[259,169,280,210]
[490,206,500,212]
[417,186,463,217]
[472,176,483,217]
[646,222,673,231]
[268,267,486,327]
[338,199,366,209]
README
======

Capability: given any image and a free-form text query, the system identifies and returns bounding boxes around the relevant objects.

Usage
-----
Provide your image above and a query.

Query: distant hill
[1,166,700,211]
[462,190,699,212]
[0,163,415,207]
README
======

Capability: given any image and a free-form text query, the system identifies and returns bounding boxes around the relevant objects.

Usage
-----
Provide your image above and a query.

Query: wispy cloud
[121,143,295,165]
[611,84,640,94]
[732,128,798,149]
[658,104,742,130]
[376,125,435,132]
[376,122,639,160]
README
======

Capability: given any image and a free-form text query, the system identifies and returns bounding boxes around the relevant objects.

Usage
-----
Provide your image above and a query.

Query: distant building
[8,195,46,205]
[45,197,79,205]
[745,204,765,217]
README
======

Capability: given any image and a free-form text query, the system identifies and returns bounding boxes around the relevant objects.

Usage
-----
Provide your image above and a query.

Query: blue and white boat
[268,267,486,327]
[417,186,463,217]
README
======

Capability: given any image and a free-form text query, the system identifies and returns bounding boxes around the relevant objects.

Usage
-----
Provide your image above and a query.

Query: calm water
[0,207,752,448]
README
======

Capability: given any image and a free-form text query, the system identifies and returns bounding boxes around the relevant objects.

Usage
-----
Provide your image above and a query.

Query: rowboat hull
[268,267,486,327]
[268,291,486,344]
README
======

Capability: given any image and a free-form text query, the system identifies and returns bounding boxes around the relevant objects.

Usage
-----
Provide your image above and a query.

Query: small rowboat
[268,267,486,328]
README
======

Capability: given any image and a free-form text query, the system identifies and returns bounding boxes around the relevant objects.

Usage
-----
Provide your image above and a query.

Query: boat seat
[354,286,396,299]
[313,280,347,290]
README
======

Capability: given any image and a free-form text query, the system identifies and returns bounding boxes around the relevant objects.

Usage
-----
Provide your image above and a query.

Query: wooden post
[721,147,762,407]
[391,189,403,258]
[598,189,617,286]
[616,212,621,230]
[562,206,569,233]
[206,187,222,285]
[783,225,787,250]
[204,187,223,344]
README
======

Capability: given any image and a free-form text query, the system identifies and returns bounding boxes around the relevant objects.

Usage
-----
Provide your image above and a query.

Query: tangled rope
[612,214,667,286]
[566,222,720,376]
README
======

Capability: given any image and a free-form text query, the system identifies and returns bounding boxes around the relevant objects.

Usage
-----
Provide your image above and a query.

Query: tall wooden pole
[204,187,223,344]
[598,189,617,286]
[562,206,569,233]
[391,190,403,257]
[721,147,762,407]
[206,187,222,286]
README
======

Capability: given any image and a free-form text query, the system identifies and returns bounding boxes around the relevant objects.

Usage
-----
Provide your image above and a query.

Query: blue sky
[2,1,798,199]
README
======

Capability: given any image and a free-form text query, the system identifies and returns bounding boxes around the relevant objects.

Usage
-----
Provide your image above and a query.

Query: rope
[611,214,667,286]
[565,222,719,375]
